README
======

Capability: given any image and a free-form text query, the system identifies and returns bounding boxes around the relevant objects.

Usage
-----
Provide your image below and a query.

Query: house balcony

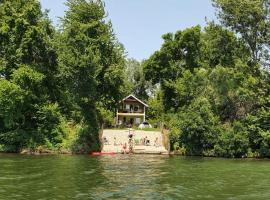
[117,112,145,117]
[117,109,144,114]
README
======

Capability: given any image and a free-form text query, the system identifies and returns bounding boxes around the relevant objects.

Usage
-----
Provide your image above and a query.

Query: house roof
[121,94,149,107]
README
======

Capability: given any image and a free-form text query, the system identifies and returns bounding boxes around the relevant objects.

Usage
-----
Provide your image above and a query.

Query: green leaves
[213,0,270,62]
[169,97,221,155]
[11,65,44,89]
[143,1,270,157]
[0,0,56,78]
[143,26,202,85]
[55,0,129,152]
[0,0,269,156]
[0,0,62,152]
[0,79,24,129]
[214,122,249,158]
[202,23,249,67]
[36,103,64,145]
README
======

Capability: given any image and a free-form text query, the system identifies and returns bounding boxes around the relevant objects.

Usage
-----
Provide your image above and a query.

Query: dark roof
[121,95,149,107]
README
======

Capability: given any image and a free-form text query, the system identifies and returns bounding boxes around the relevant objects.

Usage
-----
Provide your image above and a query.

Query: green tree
[214,122,249,158]
[143,20,270,157]
[143,26,202,86]
[0,0,62,152]
[125,58,155,100]
[213,0,270,63]
[201,22,250,67]
[170,97,221,156]
[209,62,258,122]
[57,0,128,152]
[244,108,270,157]
[147,90,164,125]
[0,79,25,152]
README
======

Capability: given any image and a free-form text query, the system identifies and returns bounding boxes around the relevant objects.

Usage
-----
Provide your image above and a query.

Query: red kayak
[91,152,117,156]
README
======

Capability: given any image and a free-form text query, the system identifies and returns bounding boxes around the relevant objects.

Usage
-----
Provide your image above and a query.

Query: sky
[40,0,216,61]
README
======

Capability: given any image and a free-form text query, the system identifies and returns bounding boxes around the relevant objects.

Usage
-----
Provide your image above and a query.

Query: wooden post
[116,108,119,125]
[143,106,146,122]
[99,123,104,151]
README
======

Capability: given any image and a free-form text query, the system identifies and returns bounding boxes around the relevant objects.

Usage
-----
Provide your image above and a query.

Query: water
[1,154,270,200]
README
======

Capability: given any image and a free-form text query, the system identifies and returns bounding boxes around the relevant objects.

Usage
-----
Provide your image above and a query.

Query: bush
[170,97,221,155]
[245,109,270,157]
[214,122,249,158]
[0,79,24,130]
[36,103,65,146]
[97,107,115,127]
[70,124,100,154]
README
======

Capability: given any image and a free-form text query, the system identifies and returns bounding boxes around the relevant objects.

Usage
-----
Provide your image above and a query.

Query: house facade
[116,95,148,126]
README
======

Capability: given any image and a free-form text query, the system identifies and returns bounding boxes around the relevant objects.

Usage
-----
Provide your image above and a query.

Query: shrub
[245,109,270,157]
[70,124,100,154]
[214,122,249,158]
[170,97,221,155]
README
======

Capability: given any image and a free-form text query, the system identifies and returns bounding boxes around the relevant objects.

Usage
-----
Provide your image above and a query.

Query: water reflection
[1,154,270,199]
[94,155,168,199]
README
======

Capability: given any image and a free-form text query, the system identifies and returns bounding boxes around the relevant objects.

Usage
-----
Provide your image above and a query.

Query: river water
[1,154,270,200]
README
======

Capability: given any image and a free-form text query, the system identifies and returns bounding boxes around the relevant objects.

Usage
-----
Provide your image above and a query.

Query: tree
[143,26,202,86]
[170,97,221,156]
[0,0,62,152]
[212,0,270,64]
[125,58,155,101]
[209,62,258,122]
[214,122,249,158]
[201,22,250,67]
[0,79,25,152]
[147,90,164,124]
[57,0,129,152]
[244,108,270,157]
[143,19,270,157]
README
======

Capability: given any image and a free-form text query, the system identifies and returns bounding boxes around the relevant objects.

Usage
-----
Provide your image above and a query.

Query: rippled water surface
[1,154,270,199]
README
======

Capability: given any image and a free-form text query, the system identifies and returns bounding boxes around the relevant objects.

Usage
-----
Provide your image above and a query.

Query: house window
[135,118,141,124]
[134,105,139,112]
[126,104,130,110]
[130,105,134,112]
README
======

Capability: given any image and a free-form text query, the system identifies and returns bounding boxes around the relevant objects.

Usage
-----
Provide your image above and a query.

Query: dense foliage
[144,0,270,157]
[125,58,158,101]
[1,0,269,157]
[0,0,128,153]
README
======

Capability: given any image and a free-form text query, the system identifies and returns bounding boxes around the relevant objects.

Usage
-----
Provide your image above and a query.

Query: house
[116,95,148,126]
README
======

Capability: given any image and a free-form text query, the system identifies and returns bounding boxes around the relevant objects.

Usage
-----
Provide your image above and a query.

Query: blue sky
[40,0,216,61]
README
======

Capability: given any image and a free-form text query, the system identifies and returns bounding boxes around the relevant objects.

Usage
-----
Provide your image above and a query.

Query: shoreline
[0,151,269,159]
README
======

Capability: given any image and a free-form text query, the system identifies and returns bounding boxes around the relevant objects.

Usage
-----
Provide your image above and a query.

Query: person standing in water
[122,143,128,154]
[114,137,117,146]
[128,137,133,153]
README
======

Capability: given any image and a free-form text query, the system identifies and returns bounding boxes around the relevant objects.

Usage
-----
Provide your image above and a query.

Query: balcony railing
[118,109,144,114]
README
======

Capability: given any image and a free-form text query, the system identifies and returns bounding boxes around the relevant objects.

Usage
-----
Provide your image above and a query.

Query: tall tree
[143,25,202,86]
[57,0,128,152]
[201,22,250,67]
[125,58,155,101]
[0,0,61,152]
[212,0,270,64]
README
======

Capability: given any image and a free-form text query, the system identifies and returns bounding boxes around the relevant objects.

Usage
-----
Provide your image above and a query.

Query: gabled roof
[121,94,149,107]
